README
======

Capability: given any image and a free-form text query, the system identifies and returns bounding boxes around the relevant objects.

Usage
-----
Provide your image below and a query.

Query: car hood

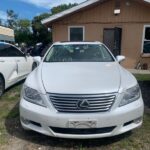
[41,62,121,94]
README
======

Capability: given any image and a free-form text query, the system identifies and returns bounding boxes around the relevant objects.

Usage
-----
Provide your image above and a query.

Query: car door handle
[16,60,20,62]
[0,60,5,62]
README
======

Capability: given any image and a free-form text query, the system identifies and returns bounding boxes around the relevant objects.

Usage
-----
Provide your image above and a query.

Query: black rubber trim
[50,126,116,135]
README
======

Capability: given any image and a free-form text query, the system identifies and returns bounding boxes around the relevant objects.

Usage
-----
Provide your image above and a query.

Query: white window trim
[68,26,85,41]
[142,25,150,54]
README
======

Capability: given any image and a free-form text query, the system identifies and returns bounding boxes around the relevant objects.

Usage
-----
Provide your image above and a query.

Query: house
[42,0,150,69]
[0,26,15,43]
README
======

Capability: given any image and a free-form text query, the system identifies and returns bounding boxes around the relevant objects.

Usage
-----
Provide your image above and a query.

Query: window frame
[9,45,25,57]
[142,25,150,54]
[68,26,85,42]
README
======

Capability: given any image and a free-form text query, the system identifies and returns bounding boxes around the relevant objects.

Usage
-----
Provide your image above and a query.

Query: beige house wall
[48,0,150,69]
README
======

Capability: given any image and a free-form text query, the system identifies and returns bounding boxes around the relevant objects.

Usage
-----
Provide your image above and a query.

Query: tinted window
[143,27,150,53]
[44,44,114,62]
[145,27,150,40]
[0,44,24,57]
[70,27,83,41]
[143,41,150,53]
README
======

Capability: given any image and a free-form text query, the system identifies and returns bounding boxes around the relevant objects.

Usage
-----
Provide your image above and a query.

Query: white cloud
[0,10,7,21]
[19,0,86,9]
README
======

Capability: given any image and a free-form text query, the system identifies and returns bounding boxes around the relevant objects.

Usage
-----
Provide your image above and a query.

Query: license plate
[69,120,97,129]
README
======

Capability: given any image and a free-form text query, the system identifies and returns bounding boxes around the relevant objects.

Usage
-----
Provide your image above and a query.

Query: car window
[0,44,24,57]
[44,44,114,62]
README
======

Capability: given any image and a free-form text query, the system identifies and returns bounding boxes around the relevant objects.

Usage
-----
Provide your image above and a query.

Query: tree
[31,3,78,44]
[51,3,78,14]
[0,19,2,26]
[15,19,33,45]
[6,10,18,29]
[32,13,51,45]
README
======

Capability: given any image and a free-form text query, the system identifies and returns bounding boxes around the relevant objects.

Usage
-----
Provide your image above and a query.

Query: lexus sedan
[20,42,144,139]
[0,42,35,96]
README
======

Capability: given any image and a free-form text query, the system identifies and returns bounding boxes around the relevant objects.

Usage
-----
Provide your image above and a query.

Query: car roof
[0,42,16,47]
[0,42,18,48]
[0,42,9,44]
[53,41,102,45]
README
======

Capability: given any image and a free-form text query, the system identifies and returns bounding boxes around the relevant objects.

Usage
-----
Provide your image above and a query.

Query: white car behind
[0,42,34,96]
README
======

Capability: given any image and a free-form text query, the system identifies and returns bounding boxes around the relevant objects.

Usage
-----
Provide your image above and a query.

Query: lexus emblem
[77,99,89,109]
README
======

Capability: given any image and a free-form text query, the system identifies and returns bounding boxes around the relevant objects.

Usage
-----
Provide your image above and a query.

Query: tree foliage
[6,10,18,29]
[0,19,2,26]
[15,19,33,45]
[32,13,51,45]
[3,3,78,45]
[31,3,78,45]
[51,3,78,14]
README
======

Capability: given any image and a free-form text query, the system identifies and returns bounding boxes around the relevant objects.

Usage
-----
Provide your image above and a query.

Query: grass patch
[0,83,22,145]
[134,74,150,81]
[0,82,150,149]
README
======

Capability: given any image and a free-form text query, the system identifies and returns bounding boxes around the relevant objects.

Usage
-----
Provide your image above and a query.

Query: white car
[20,42,144,139]
[0,42,35,96]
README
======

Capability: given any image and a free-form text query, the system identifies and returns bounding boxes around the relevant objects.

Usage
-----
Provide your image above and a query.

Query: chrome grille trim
[49,93,116,113]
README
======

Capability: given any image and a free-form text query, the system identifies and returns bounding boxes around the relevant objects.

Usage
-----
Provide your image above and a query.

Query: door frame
[103,27,122,56]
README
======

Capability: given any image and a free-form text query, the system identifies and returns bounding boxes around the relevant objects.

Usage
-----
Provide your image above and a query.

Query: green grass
[0,83,22,145]
[134,74,150,81]
[0,82,150,149]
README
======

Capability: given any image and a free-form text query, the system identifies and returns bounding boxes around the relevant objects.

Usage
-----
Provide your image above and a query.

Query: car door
[0,43,18,87]
[9,46,33,78]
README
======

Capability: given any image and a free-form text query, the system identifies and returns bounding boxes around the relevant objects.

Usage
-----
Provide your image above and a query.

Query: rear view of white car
[20,41,144,139]
[0,42,34,96]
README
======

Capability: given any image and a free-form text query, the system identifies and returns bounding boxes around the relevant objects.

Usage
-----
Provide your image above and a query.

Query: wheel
[0,75,5,97]
[32,62,37,71]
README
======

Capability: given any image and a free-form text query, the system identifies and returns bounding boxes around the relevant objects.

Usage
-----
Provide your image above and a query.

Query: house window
[69,26,84,41]
[143,26,150,54]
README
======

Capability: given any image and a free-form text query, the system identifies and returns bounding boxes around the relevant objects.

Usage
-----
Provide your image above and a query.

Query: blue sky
[0,0,85,21]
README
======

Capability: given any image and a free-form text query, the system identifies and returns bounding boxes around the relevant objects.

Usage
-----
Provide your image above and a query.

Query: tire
[0,75,5,97]
[32,62,37,71]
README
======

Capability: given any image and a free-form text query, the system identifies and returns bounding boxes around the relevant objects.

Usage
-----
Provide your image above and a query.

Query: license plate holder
[69,120,97,129]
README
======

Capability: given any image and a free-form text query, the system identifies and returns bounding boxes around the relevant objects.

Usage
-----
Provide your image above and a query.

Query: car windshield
[44,44,114,62]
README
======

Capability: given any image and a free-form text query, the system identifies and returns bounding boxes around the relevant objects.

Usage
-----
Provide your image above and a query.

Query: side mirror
[116,55,125,63]
[34,56,42,65]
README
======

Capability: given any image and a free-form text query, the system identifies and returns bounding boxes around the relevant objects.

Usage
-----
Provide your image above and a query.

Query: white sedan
[20,41,144,139]
[0,42,35,96]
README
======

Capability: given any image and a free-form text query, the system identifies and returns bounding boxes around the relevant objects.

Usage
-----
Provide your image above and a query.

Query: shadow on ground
[139,81,150,108]
[5,103,132,148]
[4,80,25,93]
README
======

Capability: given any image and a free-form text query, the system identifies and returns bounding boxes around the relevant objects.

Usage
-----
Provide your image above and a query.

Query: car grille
[49,93,116,113]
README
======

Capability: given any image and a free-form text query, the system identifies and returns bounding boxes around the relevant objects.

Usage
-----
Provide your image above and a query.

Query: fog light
[134,117,143,124]
[21,117,30,125]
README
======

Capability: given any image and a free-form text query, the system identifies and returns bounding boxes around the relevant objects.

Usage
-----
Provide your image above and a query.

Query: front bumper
[20,97,144,139]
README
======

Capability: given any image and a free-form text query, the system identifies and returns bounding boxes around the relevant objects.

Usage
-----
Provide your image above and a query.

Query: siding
[50,0,150,69]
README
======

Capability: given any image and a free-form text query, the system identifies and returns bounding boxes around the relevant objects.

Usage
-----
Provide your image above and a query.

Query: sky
[0,0,85,21]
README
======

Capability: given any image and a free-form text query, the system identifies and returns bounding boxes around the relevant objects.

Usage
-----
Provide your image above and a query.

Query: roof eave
[41,0,100,25]
[42,0,150,25]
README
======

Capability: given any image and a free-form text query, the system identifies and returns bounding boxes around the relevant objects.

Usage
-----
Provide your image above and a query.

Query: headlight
[119,85,140,107]
[23,85,46,107]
